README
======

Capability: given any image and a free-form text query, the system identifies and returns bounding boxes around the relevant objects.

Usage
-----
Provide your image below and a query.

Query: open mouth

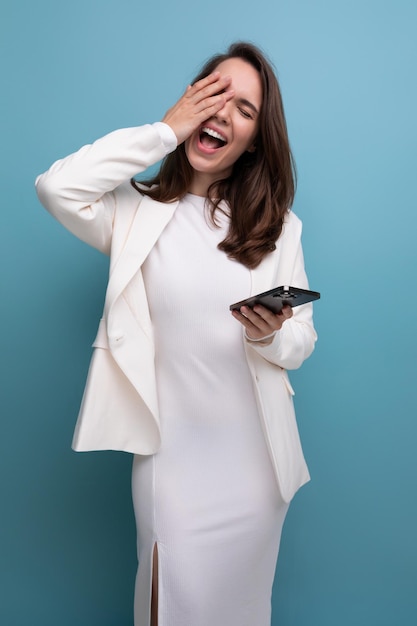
[199,126,227,150]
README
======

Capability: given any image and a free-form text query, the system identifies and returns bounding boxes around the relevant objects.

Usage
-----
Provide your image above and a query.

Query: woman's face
[185,57,263,195]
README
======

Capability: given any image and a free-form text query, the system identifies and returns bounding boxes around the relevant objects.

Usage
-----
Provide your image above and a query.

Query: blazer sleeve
[35,123,177,254]
[246,223,318,371]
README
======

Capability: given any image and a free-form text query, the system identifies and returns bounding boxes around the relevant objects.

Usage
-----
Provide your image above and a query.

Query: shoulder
[112,180,172,221]
[109,180,147,227]
[114,179,148,204]
[281,209,303,240]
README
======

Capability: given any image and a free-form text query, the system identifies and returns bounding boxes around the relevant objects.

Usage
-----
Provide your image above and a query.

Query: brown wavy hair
[135,42,296,269]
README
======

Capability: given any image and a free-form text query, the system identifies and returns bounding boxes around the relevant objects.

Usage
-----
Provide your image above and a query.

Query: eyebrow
[237,97,259,115]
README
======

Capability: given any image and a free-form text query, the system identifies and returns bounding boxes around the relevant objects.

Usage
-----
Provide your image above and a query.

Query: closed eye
[237,97,258,120]
[238,106,253,119]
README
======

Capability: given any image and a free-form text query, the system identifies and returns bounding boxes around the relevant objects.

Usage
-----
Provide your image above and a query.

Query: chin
[186,143,228,179]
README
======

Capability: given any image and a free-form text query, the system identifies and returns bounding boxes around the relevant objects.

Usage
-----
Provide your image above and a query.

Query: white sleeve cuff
[244,330,277,344]
[152,122,178,153]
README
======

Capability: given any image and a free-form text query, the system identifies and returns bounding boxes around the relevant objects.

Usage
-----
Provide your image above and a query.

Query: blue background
[1,1,416,624]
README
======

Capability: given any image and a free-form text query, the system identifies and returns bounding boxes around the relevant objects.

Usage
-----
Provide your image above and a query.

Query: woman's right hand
[161,72,234,145]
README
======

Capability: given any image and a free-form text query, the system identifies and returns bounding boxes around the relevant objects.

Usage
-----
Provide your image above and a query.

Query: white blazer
[36,123,317,503]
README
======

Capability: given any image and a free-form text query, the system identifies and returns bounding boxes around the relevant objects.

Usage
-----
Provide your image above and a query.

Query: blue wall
[1,1,416,624]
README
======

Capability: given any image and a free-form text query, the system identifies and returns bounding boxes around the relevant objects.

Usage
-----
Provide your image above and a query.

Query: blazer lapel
[249,214,297,295]
[105,195,179,317]
[250,247,281,297]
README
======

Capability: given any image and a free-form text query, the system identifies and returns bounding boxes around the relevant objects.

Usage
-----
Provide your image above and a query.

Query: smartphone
[230,285,320,314]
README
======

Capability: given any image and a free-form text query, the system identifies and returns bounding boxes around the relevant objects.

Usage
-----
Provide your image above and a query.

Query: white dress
[131,194,289,626]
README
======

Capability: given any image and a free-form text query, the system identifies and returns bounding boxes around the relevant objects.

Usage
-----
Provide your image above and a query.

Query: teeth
[202,127,227,143]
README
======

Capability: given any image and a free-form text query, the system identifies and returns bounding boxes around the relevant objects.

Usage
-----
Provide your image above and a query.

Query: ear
[247,143,256,153]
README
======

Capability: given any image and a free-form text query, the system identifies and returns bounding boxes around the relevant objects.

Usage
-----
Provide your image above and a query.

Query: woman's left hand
[231,304,293,340]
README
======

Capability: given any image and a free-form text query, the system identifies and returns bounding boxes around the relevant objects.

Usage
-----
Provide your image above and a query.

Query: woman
[36,42,317,626]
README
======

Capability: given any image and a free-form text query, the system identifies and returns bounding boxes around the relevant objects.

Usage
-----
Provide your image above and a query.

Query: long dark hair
[135,42,296,269]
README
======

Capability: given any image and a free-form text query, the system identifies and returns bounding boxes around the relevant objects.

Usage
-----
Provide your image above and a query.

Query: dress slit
[150,543,159,626]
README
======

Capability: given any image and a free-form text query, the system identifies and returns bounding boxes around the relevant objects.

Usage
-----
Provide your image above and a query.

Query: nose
[214,98,232,124]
